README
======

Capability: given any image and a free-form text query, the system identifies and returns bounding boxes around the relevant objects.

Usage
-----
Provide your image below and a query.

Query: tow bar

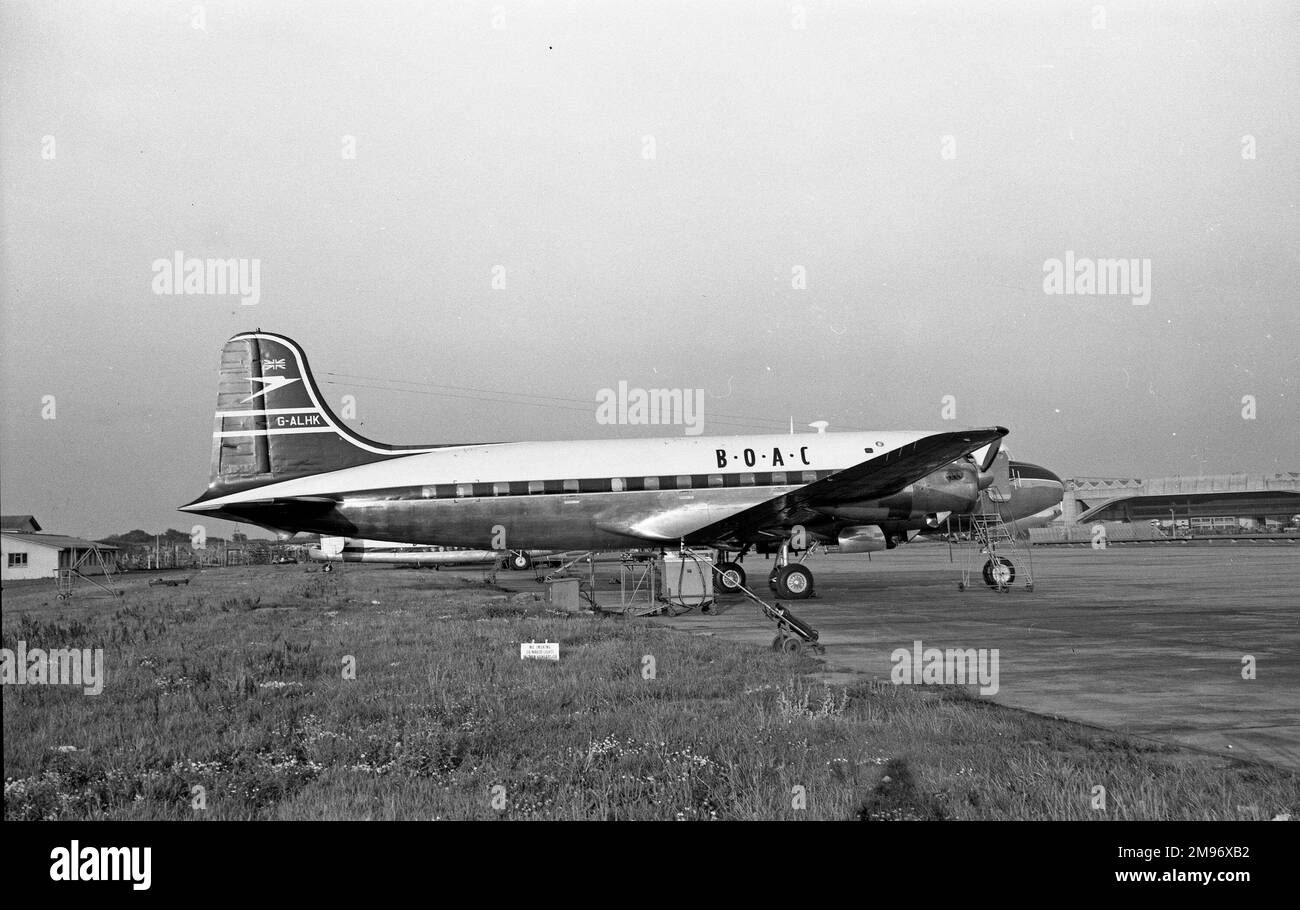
[691,549,824,655]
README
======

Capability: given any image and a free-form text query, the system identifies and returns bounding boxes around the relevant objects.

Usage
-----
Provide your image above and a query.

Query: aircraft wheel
[775,564,814,600]
[982,557,1015,588]
[957,581,966,591]
[716,561,746,594]
[509,552,532,571]
[771,634,785,651]
[781,636,803,654]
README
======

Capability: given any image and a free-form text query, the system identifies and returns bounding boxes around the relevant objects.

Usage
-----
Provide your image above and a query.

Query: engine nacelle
[837,525,888,553]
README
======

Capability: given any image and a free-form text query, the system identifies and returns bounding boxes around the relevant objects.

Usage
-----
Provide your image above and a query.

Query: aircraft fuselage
[193,431,1060,551]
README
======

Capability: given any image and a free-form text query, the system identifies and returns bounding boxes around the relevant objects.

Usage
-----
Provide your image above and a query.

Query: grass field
[3,564,1296,820]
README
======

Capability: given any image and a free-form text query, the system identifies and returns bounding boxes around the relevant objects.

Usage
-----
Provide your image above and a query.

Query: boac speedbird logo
[241,375,300,403]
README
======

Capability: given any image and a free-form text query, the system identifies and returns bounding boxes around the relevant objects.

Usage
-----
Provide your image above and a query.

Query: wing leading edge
[684,426,1009,546]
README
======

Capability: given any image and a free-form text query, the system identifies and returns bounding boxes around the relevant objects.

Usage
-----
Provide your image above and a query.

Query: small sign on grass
[520,640,560,661]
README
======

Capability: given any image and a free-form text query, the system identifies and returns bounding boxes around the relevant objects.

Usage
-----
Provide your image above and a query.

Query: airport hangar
[1055,473,1300,534]
[0,515,119,583]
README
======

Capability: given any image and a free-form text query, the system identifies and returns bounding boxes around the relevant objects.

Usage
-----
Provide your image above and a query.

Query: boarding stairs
[54,545,124,601]
[959,510,1035,593]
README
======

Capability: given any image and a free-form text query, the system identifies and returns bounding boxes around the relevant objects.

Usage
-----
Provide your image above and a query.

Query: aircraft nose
[1012,462,1065,500]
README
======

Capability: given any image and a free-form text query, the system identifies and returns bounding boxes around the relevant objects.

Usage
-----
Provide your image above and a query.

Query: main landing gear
[771,563,813,599]
[714,540,816,600]
[767,540,815,600]
[715,561,746,593]
[712,545,748,595]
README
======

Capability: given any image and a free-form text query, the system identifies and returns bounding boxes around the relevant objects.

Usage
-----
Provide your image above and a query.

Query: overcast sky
[2,0,1296,539]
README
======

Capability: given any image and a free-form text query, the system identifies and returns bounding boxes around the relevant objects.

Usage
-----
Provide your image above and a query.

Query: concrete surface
[564,543,1300,770]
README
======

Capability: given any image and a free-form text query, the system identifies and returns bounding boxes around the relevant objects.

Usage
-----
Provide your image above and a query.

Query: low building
[1,516,119,582]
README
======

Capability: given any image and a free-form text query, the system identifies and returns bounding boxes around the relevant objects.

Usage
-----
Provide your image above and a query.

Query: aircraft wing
[684,427,1008,546]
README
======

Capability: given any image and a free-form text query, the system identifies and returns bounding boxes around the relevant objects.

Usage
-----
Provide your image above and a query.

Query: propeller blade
[979,436,1003,473]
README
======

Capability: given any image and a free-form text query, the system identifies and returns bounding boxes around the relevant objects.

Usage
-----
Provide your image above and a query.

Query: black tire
[771,634,785,651]
[781,636,803,654]
[509,552,532,571]
[775,564,814,600]
[716,561,746,594]
[982,557,1015,588]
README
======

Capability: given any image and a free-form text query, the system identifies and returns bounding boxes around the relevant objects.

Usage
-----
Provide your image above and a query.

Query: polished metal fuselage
[231,460,1062,551]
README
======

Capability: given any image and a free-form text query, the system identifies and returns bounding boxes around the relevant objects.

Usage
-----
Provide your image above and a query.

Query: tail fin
[186,331,438,507]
